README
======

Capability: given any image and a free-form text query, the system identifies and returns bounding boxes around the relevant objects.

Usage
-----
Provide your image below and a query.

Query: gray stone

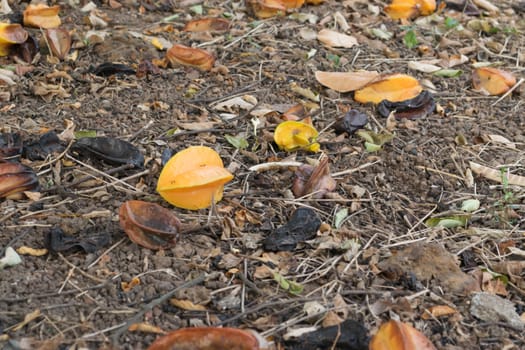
[470,292,524,330]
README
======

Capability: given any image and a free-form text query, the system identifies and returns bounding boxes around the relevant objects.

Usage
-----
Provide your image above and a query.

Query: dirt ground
[1,0,524,349]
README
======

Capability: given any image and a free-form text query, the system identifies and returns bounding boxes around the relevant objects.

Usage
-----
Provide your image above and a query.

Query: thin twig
[110,272,218,344]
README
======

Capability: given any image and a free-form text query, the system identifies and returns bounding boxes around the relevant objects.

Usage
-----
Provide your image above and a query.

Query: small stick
[415,165,464,181]
[110,272,218,344]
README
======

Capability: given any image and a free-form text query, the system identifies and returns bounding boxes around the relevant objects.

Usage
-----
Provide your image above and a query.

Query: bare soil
[1,0,524,349]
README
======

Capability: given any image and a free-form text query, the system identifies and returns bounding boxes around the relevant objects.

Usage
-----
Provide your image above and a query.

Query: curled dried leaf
[317,29,358,48]
[274,120,320,152]
[183,18,230,32]
[0,162,39,199]
[166,44,215,71]
[147,327,260,350]
[157,146,234,210]
[23,4,61,29]
[45,28,71,60]
[333,109,369,134]
[0,23,28,56]
[249,0,286,19]
[10,33,39,64]
[292,157,336,198]
[369,320,437,350]
[377,90,435,119]
[315,71,380,93]
[119,200,181,250]
[472,67,516,96]
[354,74,422,104]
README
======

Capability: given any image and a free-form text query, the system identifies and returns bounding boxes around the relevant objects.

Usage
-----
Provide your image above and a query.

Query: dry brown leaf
[128,322,166,334]
[369,320,437,350]
[23,4,61,28]
[472,67,516,95]
[169,298,208,311]
[354,74,422,104]
[315,71,379,92]
[317,29,358,48]
[422,305,457,319]
[470,162,525,187]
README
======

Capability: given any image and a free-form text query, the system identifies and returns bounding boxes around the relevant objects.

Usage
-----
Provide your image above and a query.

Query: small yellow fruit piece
[281,0,305,9]
[0,23,28,56]
[249,0,286,19]
[354,74,422,104]
[472,67,516,96]
[157,146,233,210]
[274,120,320,152]
[385,0,436,20]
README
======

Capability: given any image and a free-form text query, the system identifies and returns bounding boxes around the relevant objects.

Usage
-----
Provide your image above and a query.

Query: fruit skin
[354,74,422,104]
[147,327,260,350]
[156,146,233,210]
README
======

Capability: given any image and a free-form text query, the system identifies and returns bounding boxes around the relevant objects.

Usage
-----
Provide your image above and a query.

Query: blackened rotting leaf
[333,110,368,135]
[0,133,23,159]
[23,131,64,160]
[45,227,111,254]
[445,0,481,16]
[73,137,144,168]
[10,34,39,64]
[263,207,321,251]
[284,319,369,350]
[377,90,435,120]
[161,148,176,166]
[92,62,136,77]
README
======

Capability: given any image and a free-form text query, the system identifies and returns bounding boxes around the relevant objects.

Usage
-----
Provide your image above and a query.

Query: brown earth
[1,0,524,349]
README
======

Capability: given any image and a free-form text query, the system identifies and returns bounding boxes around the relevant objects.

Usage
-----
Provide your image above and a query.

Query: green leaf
[461,199,480,212]
[190,5,203,15]
[370,28,393,40]
[433,69,463,78]
[74,130,97,139]
[225,134,248,150]
[444,17,459,29]
[334,208,348,229]
[326,53,340,67]
[403,29,418,49]
[160,14,180,23]
[425,215,470,228]
[273,272,303,295]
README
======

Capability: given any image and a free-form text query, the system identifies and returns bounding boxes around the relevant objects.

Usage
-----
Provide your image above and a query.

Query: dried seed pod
[0,23,28,56]
[0,162,39,199]
[183,18,230,32]
[23,4,61,29]
[44,28,71,60]
[119,200,181,250]
[147,327,260,350]
[292,157,336,198]
[166,44,215,71]
[157,146,233,210]
[249,0,286,19]
[377,90,435,119]
[369,320,437,350]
